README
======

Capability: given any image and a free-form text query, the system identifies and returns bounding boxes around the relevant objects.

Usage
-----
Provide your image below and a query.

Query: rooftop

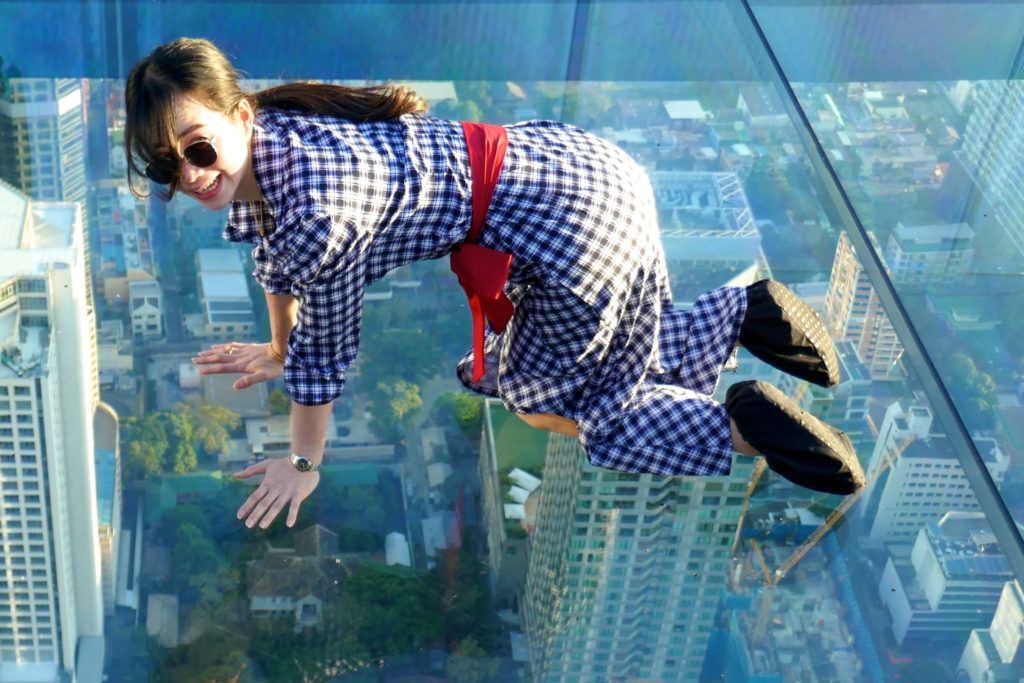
[197,248,245,273]
[200,271,250,300]
[926,512,1014,581]
[893,221,975,248]
[0,312,48,381]
[902,433,1001,465]
[0,195,80,281]
[0,180,29,250]
[663,99,708,121]
[652,171,758,237]
[487,401,547,477]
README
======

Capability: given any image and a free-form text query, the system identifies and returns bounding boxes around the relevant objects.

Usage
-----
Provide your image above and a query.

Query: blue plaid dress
[225,109,747,477]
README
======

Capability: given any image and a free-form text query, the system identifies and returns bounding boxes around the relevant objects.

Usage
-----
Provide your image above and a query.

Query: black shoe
[726,380,866,495]
[739,280,840,387]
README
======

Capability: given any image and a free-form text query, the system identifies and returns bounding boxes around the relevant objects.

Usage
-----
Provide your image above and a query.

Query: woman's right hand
[192,342,284,391]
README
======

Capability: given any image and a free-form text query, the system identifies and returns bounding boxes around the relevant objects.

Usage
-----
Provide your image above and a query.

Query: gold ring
[227,345,237,355]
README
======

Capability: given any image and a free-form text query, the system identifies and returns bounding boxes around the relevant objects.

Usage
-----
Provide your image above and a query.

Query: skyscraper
[825,231,905,381]
[521,432,754,682]
[0,79,87,205]
[884,222,975,286]
[957,80,1024,258]
[0,180,106,682]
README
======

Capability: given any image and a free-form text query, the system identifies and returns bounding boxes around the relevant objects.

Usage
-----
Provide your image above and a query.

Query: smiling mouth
[193,174,222,199]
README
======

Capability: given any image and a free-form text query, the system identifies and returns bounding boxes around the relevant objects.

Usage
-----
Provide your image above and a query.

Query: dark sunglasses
[144,138,219,185]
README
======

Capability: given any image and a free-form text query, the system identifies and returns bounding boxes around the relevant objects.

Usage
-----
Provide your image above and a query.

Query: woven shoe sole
[739,280,841,387]
[726,380,866,495]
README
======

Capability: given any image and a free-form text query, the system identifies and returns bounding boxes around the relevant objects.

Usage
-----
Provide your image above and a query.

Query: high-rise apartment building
[861,401,1008,545]
[957,580,1024,683]
[0,79,87,206]
[957,80,1024,257]
[520,431,754,682]
[884,222,975,286]
[825,231,905,380]
[0,180,107,682]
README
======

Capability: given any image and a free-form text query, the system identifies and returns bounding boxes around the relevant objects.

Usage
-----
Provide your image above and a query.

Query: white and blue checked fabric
[225,109,746,477]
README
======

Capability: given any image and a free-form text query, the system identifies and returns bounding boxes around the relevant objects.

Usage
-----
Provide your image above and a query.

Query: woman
[124,38,864,530]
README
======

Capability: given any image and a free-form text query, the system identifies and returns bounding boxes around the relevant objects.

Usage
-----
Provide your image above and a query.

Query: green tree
[434,392,484,439]
[341,566,444,657]
[156,504,211,543]
[189,563,240,611]
[170,523,223,603]
[361,328,440,385]
[121,413,169,480]
[175,399,241,458]
[369,379,422,441]
[165,411,198,474]
[268,388,291,415]
[156,626,247,683]
[250,613,370,682]
[335,486,389,533]
[448,637,501,683]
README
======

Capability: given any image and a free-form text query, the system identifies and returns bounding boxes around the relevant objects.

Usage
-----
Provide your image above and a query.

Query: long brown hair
[124,37,428,199]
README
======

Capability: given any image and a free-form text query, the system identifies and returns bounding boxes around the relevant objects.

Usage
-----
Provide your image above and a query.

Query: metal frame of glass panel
[725,0,1024,585]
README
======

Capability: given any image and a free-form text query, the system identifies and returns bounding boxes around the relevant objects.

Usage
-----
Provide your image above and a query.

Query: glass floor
[0,1,1022,681]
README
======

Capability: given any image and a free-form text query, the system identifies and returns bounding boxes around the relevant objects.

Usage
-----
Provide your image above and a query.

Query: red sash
[450,122,515,383]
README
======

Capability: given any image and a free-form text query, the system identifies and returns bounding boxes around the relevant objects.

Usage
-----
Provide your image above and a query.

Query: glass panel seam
[728,0,1024,583]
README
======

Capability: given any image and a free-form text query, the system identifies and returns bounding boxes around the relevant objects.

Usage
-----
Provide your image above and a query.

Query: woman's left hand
[235,457,320,529]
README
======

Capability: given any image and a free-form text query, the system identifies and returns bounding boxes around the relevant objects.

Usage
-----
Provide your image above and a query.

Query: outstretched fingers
[192,342,245,375]
[234,368,270,391]
[243,490,281,529]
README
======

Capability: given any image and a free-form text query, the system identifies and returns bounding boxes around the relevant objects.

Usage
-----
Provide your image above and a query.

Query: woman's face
[170,94,256,209]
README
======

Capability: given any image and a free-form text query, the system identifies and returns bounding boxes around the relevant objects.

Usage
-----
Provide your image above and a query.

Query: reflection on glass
[787,77,1024,548]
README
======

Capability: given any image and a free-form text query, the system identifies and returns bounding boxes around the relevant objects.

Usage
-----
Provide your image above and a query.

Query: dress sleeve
[273,211,367,407]
[225,200,295,295]
[251,241,294,295]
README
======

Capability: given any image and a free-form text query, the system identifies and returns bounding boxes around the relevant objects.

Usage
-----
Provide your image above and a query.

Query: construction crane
[748,435,915,642]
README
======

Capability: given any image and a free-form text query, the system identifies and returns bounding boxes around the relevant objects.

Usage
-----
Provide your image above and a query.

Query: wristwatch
[289,453,321,472]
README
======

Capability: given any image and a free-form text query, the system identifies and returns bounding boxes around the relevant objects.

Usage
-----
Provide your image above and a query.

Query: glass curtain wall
[0,1,1021,682]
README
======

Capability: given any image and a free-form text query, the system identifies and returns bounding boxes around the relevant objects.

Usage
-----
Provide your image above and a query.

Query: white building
[884,222,975,286]
[384,532,411,567]
[187,249,255,341]
[862,400,1007,544]
[91,180,155,306]
[651,171,770,291]
[957,580,1024,683]
[0,181,107,682]
[95,319,133,379]
[128,279,163,341]
[879,512,1014,645]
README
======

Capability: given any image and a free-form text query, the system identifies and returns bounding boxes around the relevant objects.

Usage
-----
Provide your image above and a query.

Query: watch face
[293,455,313,472]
